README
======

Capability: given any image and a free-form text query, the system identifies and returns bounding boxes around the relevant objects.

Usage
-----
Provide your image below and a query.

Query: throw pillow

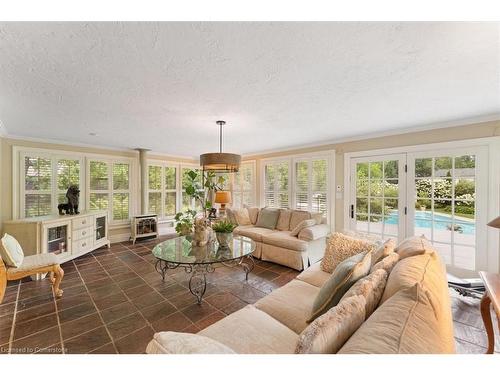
[234,208,252,226]
[289,210,312,231]
[276,209,292,231]
[395,235,435,260]
[295,295,366,354]
[0,233,25,268]
[370,252,400,274]
[308,250,372,322]
[311,212,323,225]
[340,269,388,319]
[225,208,238,226]
[321,232,376,273]
[244,205,260,225]
[371,238,396,266]
[255,208,281,230]
[290,219,316,237]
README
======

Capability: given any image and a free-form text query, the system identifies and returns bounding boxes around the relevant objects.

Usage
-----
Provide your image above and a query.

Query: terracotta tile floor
[0,237,298,354]
[0,236,494,354]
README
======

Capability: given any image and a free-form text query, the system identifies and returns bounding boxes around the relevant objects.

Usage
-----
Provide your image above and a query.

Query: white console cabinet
[3,210,110,264]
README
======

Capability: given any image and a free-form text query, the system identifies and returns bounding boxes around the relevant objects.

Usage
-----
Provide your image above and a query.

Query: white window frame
[87,157,136,225]
[260,150,335,226]
[16,148,85,219]
[146,161,180,221]
[343,137,500,275]
[229,160,257,209]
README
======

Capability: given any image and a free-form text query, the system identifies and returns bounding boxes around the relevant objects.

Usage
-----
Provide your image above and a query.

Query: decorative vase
[216,232,233,248]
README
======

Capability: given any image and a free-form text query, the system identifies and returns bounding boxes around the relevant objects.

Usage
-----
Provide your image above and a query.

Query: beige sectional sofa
[231,208,330,271]
[147,237,455,354]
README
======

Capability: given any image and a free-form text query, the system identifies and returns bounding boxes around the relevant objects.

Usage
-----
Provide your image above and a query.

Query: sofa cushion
[295,295,366,354]
[1,233,25,268]
[290,219,316,237]
[244,205,260,225]
[233,208,252,225]
[395,235,434,260]
[296,262,331,288]
[276,209,292,231]
[340,269,388,319]
[321,232,376,273]
[262,231,308,252]
[233,226,275,242]
[309,250,372,322]
[146,332,236,354]
[255,279,320,334]
[199,305,298,354]
[289,210,312,231]
[6,253,58,275]
[298,224,330,241]
[225,208,239,226]
[371,238,396,265]
[255,208,281,230]
[338,283,454,354]
[370,252,399,274]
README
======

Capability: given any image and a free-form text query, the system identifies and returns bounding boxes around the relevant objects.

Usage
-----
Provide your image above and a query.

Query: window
[231,162,256,208]
[181,166,202,211]
[346,142,492,272]
[147,164,177,219]
[22,153,82,218]
[263,161,290,209]
[89,160,131,222]
[294,158,328,216]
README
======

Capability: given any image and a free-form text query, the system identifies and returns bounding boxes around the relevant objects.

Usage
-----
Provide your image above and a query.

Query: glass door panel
[350,155,406,242]
[408,153,480,271]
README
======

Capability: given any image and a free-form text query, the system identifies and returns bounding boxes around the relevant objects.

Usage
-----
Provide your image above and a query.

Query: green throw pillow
[255,208,281,230]
[308,250,372,322]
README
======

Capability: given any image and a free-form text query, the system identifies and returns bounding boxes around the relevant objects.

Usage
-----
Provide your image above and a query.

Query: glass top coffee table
[152,235,256,304]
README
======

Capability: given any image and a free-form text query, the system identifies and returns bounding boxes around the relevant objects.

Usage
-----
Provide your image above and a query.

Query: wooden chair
[0,253,64,303]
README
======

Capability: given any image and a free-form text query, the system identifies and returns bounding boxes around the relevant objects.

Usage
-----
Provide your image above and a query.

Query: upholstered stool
[0,253,64,303]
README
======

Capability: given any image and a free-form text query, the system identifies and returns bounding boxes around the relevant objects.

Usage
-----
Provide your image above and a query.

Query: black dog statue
[58,185,80,215]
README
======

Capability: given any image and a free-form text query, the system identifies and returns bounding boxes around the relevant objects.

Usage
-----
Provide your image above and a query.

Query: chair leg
[0,272,6,304]
[49,271,55,284]
[52,265,64,298]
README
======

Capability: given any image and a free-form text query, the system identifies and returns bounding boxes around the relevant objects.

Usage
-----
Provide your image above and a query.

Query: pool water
[385,210,475,235]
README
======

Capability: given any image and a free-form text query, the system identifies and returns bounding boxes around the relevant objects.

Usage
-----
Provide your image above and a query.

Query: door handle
[350,204,354,219]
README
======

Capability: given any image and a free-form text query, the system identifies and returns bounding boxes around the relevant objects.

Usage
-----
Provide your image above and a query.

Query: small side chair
[0,253,64,303]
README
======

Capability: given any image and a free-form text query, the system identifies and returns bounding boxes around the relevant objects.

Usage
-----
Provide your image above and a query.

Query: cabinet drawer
[72,217,93,230]
[72,227,93,241]
[73,237,93,253]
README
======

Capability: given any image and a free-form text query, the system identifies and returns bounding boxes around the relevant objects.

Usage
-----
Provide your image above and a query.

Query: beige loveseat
[147,237,455,354]
[230,208,330,271]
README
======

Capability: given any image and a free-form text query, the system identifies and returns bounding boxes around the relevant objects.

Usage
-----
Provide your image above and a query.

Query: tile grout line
[7,280,21,354]
[72,255,120,354]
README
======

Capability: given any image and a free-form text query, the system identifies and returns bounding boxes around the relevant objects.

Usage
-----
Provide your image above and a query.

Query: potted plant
[174,209,197,236]
[212,220,237,248]
[183,170,226,217]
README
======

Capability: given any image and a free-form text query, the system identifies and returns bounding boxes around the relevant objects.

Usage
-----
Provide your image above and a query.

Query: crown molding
[243,113,500,158]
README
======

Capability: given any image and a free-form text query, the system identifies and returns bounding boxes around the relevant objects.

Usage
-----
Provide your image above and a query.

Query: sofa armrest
[146,332,236,354]
[298,224,330,241]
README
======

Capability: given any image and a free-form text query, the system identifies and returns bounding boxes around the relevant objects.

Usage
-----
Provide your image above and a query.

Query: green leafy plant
[183,169,226,214]
[174,209,197,235]
[212,220,237,233]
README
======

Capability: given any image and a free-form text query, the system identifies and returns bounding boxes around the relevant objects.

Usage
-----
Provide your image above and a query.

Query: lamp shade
[215,191,231,204]
[200,153,241,172]
[487,216,500,229]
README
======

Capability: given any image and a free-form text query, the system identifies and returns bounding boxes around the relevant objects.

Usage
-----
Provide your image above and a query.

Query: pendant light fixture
[200,120,241,173]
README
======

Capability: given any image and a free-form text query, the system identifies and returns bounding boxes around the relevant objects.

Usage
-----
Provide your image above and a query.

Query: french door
[349,154,407,243]
[348,146,488,272]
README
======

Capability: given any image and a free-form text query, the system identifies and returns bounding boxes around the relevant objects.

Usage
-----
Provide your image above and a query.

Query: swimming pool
[385,210,475,235]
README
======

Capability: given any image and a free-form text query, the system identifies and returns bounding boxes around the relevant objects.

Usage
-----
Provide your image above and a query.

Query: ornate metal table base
[221,254,255,281]
[156,259,257,304]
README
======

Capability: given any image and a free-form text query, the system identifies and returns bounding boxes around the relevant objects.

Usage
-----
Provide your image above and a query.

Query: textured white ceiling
[0,22,499,157]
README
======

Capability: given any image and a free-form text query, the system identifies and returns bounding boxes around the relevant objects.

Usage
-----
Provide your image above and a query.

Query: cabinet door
[94,213,108,247]
[43,222,71,259]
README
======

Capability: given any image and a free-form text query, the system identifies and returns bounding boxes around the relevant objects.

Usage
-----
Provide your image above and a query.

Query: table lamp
[487,216,500,229]
[215,191,231,216]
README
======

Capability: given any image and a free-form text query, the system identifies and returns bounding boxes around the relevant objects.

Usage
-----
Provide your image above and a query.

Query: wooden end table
[479,271,500,354]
